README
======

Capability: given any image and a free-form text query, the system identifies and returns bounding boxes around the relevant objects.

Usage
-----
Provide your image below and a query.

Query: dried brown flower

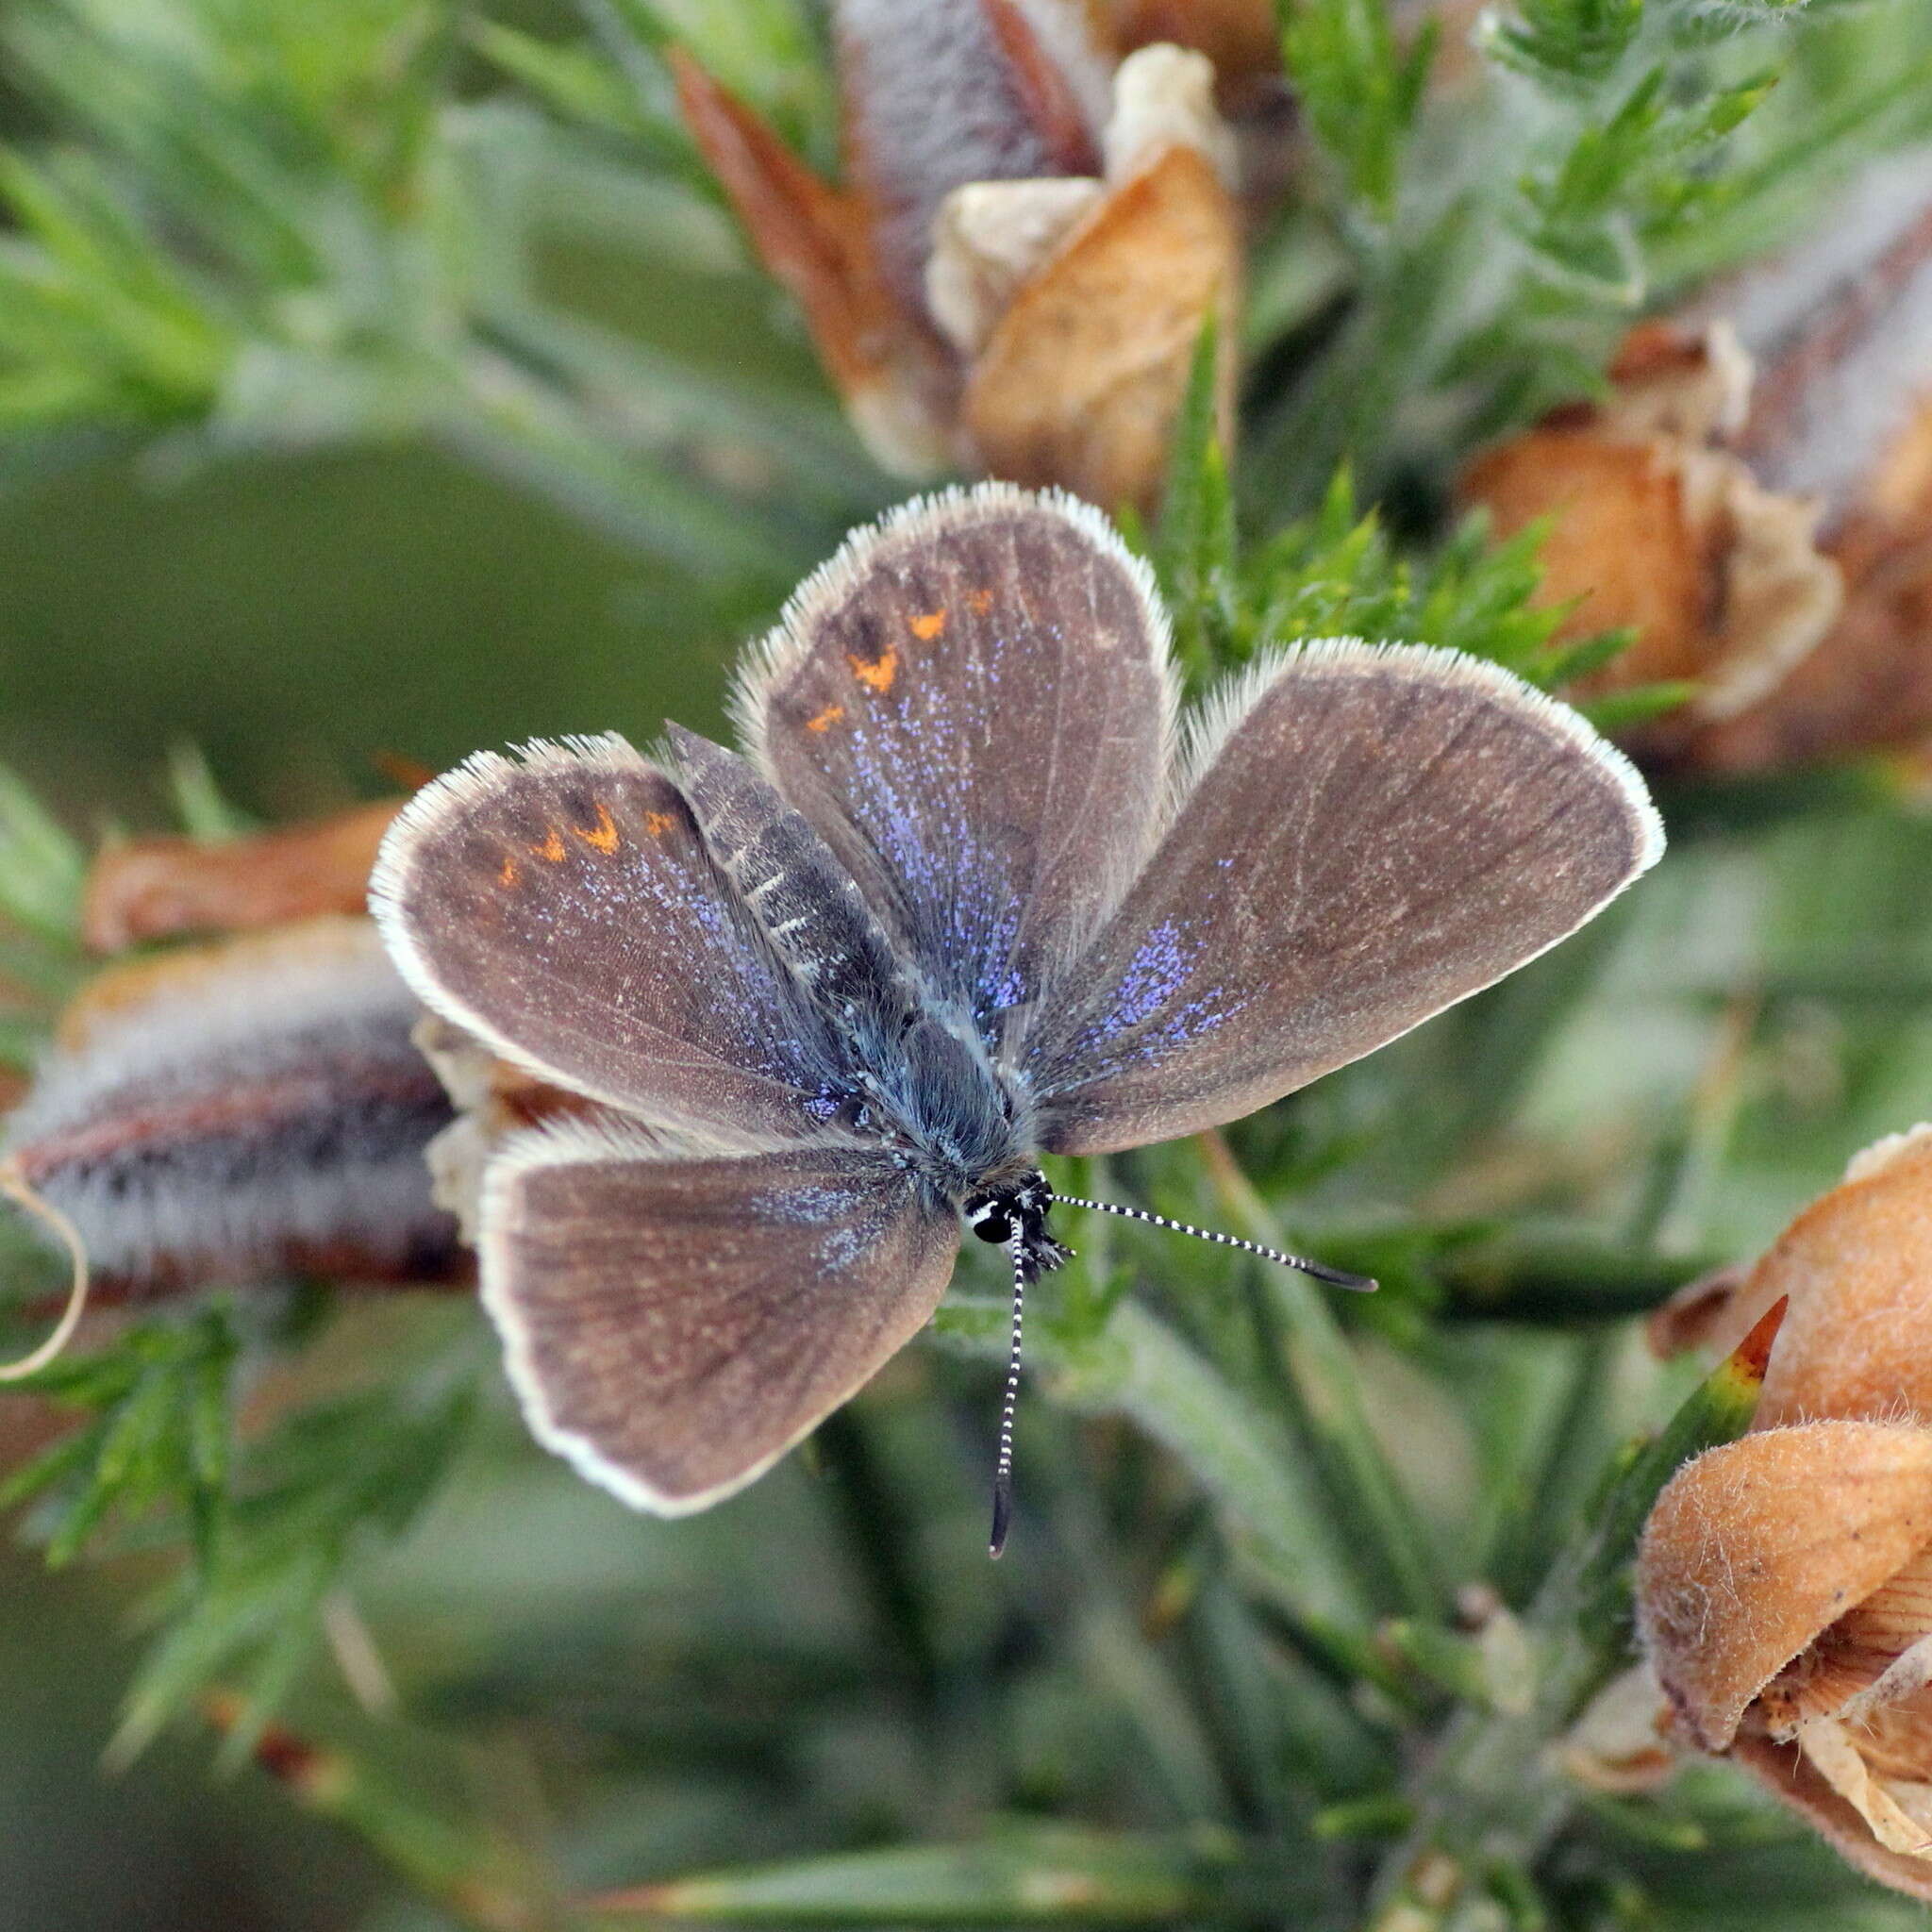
[676,1,1241,512]
[1636,1120,1932,1895]
[1648,1123,1932,1428]
[1465,154,1932,771]
[1459,322,1842,747]
[1640,1421,1932,1894]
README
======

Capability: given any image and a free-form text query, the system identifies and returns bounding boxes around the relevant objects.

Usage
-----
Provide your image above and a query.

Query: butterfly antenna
[989,1235,1026,1558]
[1052,1193,1375,1292]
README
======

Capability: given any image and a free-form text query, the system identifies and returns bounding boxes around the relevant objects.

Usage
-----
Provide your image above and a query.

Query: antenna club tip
[1304,1259,1377,1292]
[990,1476,1013,1558]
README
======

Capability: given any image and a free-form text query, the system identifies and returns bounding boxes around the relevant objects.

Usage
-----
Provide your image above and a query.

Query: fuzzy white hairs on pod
[3,918,460,1289]
[835,0,1112,308]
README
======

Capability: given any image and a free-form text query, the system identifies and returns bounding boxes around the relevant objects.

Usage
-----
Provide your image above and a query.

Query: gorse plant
[5,2,1932,1928]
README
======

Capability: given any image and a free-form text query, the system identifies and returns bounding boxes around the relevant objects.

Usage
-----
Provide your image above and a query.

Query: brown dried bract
[1664,1124,1932,1427]
[962,141,1238,508]
[1639,1423,1932,1754]
[677,6,1241,514]
[81,799,402,954]
[1645,1260,1753,1361]
[670,49,957,479]
[1692,479,1932,773]
[1729,1729,1932,1902]
[1664,167,1932,771]
[1460,323,1842,747]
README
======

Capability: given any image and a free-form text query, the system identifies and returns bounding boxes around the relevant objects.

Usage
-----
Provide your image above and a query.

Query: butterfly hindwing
[372,737,848,1146]
[738,484,1176,1042]
[479,1124,961,1512]
[1027,641,1665,1154]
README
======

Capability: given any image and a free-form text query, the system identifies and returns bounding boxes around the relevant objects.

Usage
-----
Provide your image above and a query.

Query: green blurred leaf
[586,1823,1291,1926]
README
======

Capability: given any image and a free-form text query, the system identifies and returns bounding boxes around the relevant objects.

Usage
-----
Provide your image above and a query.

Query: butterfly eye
[965,1196,1013,1244]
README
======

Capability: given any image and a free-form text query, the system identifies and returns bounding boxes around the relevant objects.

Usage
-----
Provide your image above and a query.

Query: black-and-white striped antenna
[1052,1193,1376,1292]
[984,1193,1373,1556]
[989,1235,1026,1558]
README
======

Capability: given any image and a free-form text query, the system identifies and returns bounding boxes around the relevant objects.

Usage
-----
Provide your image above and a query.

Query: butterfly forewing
[1027,641,1665,1154]
[479,1126,961,1512]
[372,738,849,1147]
[738,486,1175,1041]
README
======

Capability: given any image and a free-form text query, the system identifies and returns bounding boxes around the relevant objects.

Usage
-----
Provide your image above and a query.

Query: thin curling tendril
[0,1158,91,1381]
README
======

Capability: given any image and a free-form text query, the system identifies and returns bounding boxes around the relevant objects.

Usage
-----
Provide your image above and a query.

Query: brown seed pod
[676,3,1241,513]
[1653,1124,1932,1428]
[3,918,463,1296]
[949,66,1240,509]
[1639,1422,1932,1891]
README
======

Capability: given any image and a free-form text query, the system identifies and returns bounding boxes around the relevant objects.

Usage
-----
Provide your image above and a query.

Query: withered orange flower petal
[962,141,1237,510]
[1638,1422,1932,1753]
[81,799,403,954]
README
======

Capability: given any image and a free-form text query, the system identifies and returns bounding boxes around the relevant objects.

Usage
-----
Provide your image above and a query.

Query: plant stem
[1197,1131,1445,1622]
[931,1292,1373,1636]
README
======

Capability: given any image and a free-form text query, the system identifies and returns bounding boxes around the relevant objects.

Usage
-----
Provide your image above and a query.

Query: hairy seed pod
[4,917,462,1296]
[676,1,1241,511]
[1640,1422,1932,1898]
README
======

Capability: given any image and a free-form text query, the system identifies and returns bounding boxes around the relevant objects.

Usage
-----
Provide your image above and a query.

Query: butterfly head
[963,1170,1072,1282]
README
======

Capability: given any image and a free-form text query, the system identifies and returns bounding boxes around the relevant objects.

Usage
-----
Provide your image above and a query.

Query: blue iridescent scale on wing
[743,488,1175,1071]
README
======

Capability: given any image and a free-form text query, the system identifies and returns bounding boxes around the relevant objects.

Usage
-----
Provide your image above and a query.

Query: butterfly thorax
[963,1169,1071,1283]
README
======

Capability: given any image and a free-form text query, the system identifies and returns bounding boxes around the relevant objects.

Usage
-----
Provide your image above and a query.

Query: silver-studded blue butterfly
[372,485,1663,1553]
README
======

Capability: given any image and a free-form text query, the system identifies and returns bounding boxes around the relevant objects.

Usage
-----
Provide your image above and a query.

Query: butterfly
[371,485,1663,1553]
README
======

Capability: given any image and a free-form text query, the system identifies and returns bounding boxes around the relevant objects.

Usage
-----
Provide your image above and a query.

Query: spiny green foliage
[1280,0,1436,223]
[0,1262,477,1770]
[8,3,1932,1929]
[2,1295,475,1768]
[1152,351,1683,730]
[1256,0,1932,503]
[0,1307,237,1571]
[0,0,862,583]
[112,1359,477,1767]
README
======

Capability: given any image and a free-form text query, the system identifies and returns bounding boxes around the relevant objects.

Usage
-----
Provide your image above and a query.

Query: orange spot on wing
[642,810,677,838]
[573,803,620,854]
[498,855,519,888]
[806,703,845,732]
[530,827,567,863]
[908,608,946,641]
[967,588,995,616]
[848,645,898,693]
